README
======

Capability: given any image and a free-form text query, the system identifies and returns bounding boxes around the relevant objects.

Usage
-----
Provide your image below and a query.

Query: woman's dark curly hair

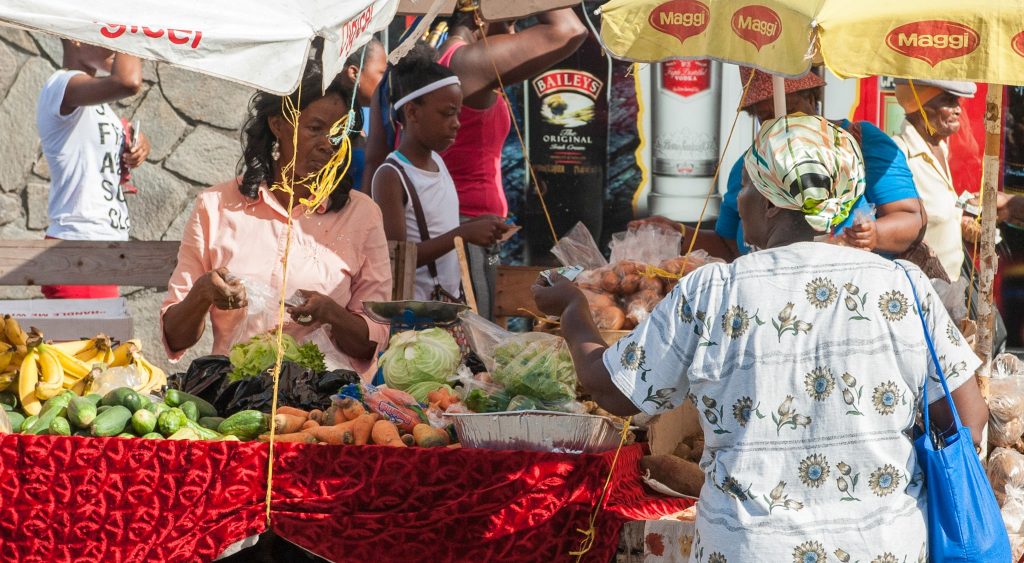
[237,61,361,213]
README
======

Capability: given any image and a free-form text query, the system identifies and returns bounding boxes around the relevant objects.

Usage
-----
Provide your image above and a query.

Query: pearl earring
[271,141,280,161]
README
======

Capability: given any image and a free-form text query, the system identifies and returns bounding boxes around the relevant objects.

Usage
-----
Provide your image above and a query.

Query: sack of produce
[988,448,1024,533]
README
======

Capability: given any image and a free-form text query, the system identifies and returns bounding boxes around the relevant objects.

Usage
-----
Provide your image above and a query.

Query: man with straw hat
[635,68,925,262]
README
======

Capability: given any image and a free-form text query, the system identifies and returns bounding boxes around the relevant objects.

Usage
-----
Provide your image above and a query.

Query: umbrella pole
[772,75,786,117]
[975,85,1003,391]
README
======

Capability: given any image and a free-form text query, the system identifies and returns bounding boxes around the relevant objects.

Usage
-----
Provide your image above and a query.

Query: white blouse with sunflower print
[604,242,980,563]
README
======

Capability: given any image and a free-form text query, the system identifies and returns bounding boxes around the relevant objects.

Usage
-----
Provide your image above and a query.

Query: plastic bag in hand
[550,222,608,270]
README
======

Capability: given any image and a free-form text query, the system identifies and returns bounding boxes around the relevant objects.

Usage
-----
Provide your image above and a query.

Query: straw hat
[739,67,826,109]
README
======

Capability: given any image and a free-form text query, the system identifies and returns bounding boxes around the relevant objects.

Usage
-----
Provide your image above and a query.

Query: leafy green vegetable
[463,388,512,413]
[492,336,576,403]
[507,395,541,411]
[228,333,326,381]
[379,329,460,391]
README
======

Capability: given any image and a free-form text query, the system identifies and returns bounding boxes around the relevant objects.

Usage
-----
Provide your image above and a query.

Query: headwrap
[739,67,825,109]
[744,114,866,233]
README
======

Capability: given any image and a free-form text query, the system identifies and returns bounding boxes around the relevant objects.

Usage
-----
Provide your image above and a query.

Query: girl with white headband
[372,44,511,302]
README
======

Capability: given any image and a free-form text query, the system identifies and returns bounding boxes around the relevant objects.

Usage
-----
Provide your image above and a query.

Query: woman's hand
[458,215,511,246]
[531,273,585,317]
[836,219,878,251]
[202,268,247,310]
[286,290,341,326]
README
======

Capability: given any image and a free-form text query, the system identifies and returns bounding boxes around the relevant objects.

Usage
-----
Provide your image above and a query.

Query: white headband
[393,76,461,110]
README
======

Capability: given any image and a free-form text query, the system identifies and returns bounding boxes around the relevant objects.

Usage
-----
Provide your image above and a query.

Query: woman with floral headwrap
[534,114,988,561]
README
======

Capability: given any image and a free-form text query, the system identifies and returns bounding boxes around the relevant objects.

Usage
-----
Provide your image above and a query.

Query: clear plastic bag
[0,408,11,434]
[608,224,682,266]
[929,277,969,322]
[995,353,1024,380]
[988,448,1024,533]
[550,222,608,270]
[226,275,280,347]
[89,365,146,396]
[989,377,1024,448]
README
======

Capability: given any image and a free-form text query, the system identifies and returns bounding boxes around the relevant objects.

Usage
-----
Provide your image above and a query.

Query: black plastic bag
[168,356,359,416]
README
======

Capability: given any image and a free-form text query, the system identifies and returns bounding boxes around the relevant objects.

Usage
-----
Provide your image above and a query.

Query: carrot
[446,443,462,449]
[413,424,450,448]
[311,420,357,445]
[371,420,405,447]
[300,419,320,431]
[351,413,380,446]
[309,409,324,425]
[401,434,415,447]
[427,388,458,410]
[257,432,316,444]
[338,398,368,421]
[273,413,307,435]
[276,406,309,420]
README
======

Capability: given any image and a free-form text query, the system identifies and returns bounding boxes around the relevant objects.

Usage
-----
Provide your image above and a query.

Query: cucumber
[168,427,202,440]
[184,419,220,440]
[131,409,158,436]
[21,415,38,433]
[164,389,218,418]
[157,408,189,437]
[67,396,98,429]
[100,387,138,408]
[84,393,103,406]
[90,406,132,437]
[180,401,199,422]
[198,416,225,431]
[144,401,170,416]
[1,403,11,412]
[141,432,163,439]
[48,417,71,436]
[122,392,146,414]
[6,411,25,432]
[73,428,90,437]
[24,394,73,435]
[96,405,112,415]
[0,391,17,410]
[217,410,268,441]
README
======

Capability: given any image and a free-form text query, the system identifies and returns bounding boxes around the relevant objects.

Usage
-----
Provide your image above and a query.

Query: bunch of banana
[0,316,32,398]
[130,348,168,395]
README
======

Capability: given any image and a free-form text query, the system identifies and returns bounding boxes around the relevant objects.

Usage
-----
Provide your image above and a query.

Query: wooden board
[494,265,545,327]
[0,240,179,287]
[388,241,418,301]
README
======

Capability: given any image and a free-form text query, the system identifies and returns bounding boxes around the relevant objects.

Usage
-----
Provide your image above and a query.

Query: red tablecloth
[0,435,691,562]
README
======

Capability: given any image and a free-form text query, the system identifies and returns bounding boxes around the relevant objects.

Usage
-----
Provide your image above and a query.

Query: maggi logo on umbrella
[649,0,710,45]
[885,20,979,66]
[1012,31,1024,58]
[731,5,782,51]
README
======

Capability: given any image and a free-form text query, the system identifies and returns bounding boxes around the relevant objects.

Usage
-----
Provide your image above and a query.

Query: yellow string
[569,414,633,560]
[475,13,559,245]
[907,79,936,137]
[299,116,354,213]
[264,81,305,527]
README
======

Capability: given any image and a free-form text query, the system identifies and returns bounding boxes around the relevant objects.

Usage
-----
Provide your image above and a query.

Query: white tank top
[373,152,462,301]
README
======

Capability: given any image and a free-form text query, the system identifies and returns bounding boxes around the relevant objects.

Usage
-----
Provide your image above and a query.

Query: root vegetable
[619,274,641,295]
[352,413,380,446]
[338,397,368,421]
[258,432,317,444]
[309,409,324,425]
[592,306,626,330]
[638,276,663,294]
[275,406,309,419]
[311,420,357,445]
[641,455,704,497]
[301,419,320,431]
[427,388,458,410]
[401,434,415,447]
[371,420,405,447]
[273,413,307,435]
[599,269,621,294]
[413,423,450,447]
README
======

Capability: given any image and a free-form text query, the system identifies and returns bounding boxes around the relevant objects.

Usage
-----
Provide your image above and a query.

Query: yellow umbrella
[598,0,1024,85]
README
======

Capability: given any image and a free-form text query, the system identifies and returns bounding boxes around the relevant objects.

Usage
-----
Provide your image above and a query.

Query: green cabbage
[228,333,326,381]
[379,329,460,391]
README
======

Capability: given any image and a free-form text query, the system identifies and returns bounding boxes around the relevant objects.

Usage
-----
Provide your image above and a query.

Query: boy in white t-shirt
[37,41,150,299]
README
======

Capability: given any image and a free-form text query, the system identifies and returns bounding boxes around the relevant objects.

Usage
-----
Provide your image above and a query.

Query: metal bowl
[444,410,625,454]
[364,301,469,325]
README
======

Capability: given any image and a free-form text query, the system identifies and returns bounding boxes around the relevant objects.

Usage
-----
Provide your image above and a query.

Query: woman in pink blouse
[161,64,392,376]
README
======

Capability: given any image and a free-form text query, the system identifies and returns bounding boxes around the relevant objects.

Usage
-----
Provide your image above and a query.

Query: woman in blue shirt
[640,68,924,261]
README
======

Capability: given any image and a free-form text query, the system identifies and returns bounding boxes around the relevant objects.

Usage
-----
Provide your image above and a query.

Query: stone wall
[0,29,256,373]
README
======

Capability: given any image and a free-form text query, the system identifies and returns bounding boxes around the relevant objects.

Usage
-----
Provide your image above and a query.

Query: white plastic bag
[550,222,608,270]
[89,365,146,396]
[608,224,682,266]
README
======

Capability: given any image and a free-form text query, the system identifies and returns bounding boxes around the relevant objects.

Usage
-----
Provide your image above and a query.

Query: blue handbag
[901,264,1011,562]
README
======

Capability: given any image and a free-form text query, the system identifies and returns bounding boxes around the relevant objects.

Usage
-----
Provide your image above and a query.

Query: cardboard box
[0,298,132,342]
[397,0,577,21]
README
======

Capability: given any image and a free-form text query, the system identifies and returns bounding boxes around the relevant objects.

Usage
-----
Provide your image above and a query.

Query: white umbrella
[0,0,398,94]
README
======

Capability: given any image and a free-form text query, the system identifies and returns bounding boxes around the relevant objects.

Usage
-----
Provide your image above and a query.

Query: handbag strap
[385,156,439,280]
[897,262,964,433]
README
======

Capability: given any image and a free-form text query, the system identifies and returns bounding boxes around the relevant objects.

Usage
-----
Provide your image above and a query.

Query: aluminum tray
[444,410,624,454]
[364,301,469,324]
